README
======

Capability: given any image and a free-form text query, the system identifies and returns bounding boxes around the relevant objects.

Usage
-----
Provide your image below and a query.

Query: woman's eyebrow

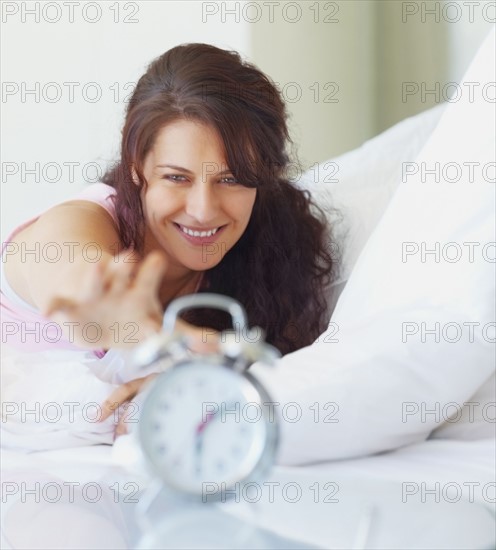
[155,164,194,174]
[155,164,233,175]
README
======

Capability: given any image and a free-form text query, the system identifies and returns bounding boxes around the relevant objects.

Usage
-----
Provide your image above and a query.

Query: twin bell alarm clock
[132,293,281,501]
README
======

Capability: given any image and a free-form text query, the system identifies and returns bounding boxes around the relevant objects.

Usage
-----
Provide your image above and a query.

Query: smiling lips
[174,222,226,244]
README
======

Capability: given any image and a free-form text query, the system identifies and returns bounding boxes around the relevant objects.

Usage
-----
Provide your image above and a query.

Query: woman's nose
[184,182,220,224]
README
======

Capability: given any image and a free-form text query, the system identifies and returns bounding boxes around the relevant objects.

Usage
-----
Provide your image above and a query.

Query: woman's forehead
[145,120,230,171]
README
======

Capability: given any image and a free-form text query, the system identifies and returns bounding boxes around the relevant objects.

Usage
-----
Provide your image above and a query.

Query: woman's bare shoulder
[19,199,120,247]
[4,200,123,307]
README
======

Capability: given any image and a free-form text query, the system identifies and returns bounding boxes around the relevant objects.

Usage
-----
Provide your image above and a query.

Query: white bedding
[2,343,493,548]
[249,26,496,465]
[0,344,160,453]
[1,438,494,549]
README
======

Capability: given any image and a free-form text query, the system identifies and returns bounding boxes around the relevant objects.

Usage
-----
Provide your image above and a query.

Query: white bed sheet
[1,437,494,550]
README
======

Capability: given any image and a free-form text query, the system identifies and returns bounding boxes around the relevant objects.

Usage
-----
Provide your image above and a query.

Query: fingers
[43,296,77,318]
[45,249,141,314]
[99,374,157,422]
[189,329,220,354]
[100,380,140,421]
[133,251,168,296]
[80,261,105,302]
[176,319,220,354]
[115,407,132,438]
[106,250,138,297]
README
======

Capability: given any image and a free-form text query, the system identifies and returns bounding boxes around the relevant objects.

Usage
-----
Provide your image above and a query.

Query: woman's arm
[7,200,166,349]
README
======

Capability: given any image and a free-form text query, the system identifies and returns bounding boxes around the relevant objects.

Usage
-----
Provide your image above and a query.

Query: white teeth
[179,225,220,238]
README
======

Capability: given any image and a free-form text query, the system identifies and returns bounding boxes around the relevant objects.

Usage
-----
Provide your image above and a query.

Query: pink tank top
[1,184,118,358]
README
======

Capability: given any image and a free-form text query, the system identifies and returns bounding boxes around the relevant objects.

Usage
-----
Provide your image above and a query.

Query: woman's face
[140,119,257,274]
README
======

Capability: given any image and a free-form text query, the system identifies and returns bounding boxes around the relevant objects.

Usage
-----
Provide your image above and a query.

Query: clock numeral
[156,444,168,454]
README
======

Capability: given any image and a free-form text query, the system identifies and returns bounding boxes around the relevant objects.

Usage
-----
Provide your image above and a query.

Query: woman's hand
[44,250,167,350]
[99,321,221,438]
[175,318,220,354]
[99,374,158,438]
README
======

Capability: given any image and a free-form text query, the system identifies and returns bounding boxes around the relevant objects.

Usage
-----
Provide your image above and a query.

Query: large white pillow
[297,103,446,317]
[252,28,495,465]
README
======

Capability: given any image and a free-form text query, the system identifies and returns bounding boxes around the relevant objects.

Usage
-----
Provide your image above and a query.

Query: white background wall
[1,1,494,239]
[1,1,251,238]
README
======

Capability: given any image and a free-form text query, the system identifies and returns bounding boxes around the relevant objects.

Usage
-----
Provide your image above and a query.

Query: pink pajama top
[1,184,119,358]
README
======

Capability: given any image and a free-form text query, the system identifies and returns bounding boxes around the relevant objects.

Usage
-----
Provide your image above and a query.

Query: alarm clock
[132,293,281,500]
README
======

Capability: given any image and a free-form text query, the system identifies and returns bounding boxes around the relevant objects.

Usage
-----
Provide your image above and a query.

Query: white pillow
[252,27,495,465]
[297,103,446,317]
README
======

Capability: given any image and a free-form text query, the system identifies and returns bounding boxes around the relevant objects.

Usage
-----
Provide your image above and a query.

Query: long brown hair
[103,43,335,355]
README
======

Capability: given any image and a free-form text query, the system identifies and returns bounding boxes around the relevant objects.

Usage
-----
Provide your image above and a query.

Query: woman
[1,43,334,420]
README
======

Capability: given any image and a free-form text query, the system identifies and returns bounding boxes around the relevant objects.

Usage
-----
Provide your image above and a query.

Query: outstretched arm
[7,200,166,349]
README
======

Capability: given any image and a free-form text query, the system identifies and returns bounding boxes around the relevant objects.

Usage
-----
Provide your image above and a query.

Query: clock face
[139,362,278,496]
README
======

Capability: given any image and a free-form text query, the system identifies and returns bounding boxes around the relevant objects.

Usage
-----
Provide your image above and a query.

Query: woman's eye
[163,174,187,182]
[220,176,239,185]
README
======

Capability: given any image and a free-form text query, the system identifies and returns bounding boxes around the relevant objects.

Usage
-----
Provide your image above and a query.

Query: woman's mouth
[173,223,227,245]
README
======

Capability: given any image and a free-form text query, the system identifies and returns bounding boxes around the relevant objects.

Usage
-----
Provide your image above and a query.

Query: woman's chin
[180,255,223,272]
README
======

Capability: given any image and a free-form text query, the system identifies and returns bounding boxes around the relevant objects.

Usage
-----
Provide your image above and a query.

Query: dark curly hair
[102,43,335,355]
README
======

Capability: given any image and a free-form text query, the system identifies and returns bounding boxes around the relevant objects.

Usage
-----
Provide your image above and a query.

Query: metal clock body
[133,294,280,499]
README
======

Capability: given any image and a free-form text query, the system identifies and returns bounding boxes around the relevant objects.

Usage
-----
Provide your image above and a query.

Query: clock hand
[195,410,216,435]
[193,401,240,476]
[195,400,239,435]
[195,434,203,476]
[172,404,234,476]
[193,410,216,477]
[193,404,228,476]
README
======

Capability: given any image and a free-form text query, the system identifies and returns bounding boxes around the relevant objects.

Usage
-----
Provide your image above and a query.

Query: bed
[1,438,495,549]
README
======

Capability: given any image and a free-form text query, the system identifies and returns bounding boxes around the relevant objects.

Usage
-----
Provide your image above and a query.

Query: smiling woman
[100,43,336,355]
[1,43,335,369]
